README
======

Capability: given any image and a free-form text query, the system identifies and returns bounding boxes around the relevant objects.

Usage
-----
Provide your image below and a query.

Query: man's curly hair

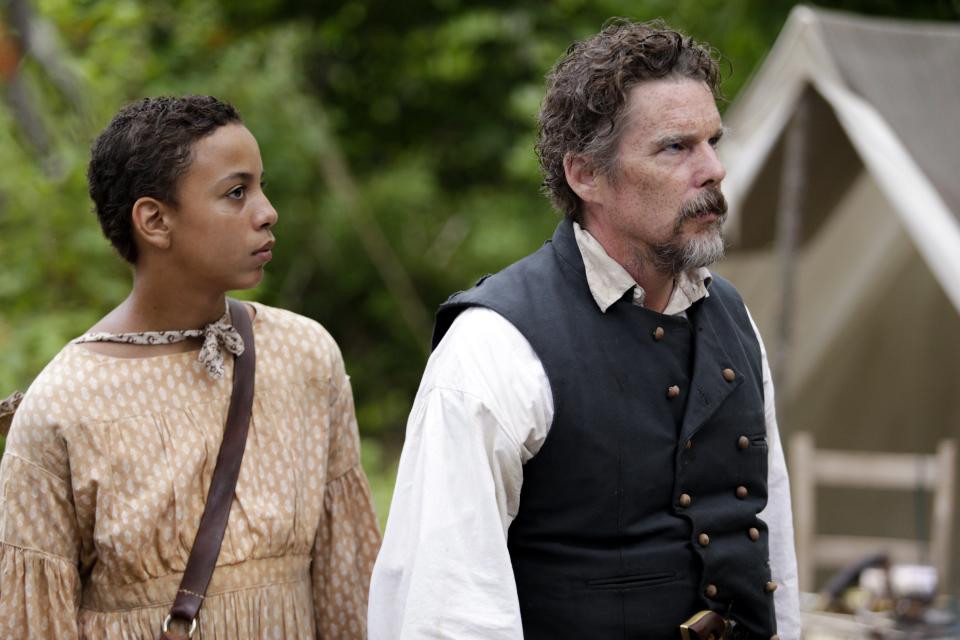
[87,95,242,263]
[536,19,722,222]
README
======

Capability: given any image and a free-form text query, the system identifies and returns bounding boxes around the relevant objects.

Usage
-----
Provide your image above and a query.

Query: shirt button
[736,485,748,499]
[653,326,665,341]
[749,527,760,541]
[722,367,736,382]
[766,581,778,593]
[738,435,750,450]
[705,584,718,598]
[698,533,710,547]
[678,493,692,508]
[667,385,681,399]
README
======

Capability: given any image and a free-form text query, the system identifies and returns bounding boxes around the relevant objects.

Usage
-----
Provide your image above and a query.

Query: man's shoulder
[705,271,753,321]
[433,238,566,348]
[424,306,551,427]
[706,271,744,301]
[448,241,557,306]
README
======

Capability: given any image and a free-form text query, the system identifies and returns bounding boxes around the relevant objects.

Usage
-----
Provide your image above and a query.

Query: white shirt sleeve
[367,307,553,640]
[749,309,802,640]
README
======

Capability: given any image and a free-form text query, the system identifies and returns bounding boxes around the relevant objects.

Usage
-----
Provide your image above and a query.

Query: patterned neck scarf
[71,305,246,380]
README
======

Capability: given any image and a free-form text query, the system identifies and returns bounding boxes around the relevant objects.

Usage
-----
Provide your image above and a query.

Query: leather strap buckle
[162,614,197,638]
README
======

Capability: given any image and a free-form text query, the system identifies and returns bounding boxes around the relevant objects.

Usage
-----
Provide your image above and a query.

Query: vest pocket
[586,571,677,591]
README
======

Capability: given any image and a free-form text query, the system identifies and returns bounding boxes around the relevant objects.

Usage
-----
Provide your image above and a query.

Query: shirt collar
[572,221,713,315]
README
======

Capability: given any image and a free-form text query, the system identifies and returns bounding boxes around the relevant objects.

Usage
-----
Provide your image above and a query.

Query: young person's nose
[254,193,278,229]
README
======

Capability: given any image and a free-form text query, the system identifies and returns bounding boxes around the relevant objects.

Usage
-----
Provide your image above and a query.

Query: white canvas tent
[715,6,960,590]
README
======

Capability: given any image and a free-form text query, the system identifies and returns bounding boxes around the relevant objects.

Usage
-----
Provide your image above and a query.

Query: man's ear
[130,197,171,252]
[563,153,603,205]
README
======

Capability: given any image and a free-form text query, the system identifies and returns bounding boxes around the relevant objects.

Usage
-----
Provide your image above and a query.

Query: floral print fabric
[0,303,381,639]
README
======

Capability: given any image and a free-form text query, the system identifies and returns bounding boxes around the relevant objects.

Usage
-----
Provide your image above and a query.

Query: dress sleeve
[311,353,381,639]
[0,408,82,639]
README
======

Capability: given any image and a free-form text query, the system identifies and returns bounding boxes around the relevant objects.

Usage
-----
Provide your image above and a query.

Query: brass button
[667,385,680,399]
[765,581,778,593]
[749,527,760,541]
[678,493,692,508]
[722,367,736,382]
[698,533,710,546]
[705,584,718,598]
[738,435,750,450]
[684,439,693,450]
[653,326,665,341]
[736,485,748,499]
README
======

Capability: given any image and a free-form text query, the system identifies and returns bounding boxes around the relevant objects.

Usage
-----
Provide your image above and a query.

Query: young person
[0,96,380,638]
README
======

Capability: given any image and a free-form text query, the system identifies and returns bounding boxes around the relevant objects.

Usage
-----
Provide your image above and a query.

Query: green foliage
[1,0,956,480]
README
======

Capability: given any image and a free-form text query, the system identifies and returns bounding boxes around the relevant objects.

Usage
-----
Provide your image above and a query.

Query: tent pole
[773,89,810,392]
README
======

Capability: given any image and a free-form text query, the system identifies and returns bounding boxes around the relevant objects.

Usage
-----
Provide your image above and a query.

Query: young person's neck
[97,270,228,334]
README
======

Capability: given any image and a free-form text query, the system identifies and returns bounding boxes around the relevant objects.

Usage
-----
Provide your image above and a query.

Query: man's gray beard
[648,187,728,275]
[650,223,726,275]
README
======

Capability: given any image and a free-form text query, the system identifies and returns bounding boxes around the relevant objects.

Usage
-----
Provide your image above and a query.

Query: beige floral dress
[0,303,381,638]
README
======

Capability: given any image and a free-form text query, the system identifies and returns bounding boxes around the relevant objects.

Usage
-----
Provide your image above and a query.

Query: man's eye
[228,186,245,199]
[664,143,685,153]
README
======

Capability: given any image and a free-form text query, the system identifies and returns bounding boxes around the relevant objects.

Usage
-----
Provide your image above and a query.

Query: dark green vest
[433,220,777,639]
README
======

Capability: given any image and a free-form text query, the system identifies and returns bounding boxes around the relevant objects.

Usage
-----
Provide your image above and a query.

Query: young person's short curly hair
[536,19,722,222]
[87,95,243,263]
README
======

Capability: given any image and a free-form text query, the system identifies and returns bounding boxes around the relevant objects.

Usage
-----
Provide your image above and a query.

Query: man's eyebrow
[653,133,696,147]
[654,126,728,148]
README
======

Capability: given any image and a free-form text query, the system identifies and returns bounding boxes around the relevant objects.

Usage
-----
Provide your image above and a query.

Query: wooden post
[789,431,815,591]
[773,89,810,388]
[931,439,956,589]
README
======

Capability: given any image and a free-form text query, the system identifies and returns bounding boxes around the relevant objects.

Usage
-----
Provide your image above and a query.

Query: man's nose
[697,144,726,187]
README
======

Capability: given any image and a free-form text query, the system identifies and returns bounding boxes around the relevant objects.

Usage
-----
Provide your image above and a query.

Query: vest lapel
[680,298,742,441]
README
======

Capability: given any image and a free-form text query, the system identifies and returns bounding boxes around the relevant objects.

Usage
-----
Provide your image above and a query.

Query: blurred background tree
[1,0,957,523]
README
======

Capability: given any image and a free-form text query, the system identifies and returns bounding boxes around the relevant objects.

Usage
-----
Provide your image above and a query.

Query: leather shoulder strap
[167,298,256,627]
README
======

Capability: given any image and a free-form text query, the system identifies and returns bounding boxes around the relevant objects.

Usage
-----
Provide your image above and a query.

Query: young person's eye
[227,186,245,199]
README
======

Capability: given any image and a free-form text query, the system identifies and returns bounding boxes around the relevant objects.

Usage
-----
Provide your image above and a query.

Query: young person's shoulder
[4,345,94,473]
[248,302,347,383]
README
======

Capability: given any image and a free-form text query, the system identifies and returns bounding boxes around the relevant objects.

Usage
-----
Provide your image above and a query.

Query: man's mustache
[677,188,728,224]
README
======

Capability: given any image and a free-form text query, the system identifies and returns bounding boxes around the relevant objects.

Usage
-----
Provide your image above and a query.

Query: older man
[370,19,799,640]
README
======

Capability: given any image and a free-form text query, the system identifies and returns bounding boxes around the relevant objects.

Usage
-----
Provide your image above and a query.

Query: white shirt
[369,224,801,639]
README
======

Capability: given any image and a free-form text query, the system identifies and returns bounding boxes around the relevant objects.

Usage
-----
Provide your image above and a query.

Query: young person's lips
[253,240,275,263]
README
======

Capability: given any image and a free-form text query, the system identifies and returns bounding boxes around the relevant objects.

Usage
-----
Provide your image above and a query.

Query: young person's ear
[130,197,171,251]
[563,153,604,205]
